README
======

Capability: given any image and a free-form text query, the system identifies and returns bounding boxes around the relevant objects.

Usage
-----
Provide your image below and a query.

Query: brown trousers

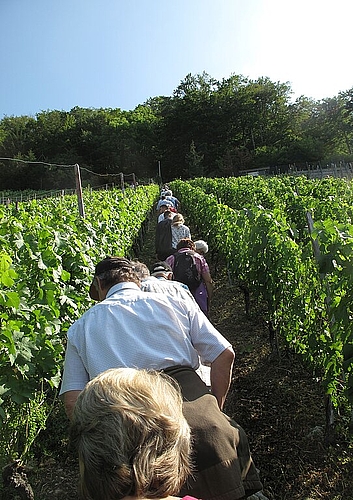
[163,366,263,500]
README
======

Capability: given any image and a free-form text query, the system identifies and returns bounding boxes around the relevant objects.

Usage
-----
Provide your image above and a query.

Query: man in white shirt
[134,260,211,386]
[60,257,263,500]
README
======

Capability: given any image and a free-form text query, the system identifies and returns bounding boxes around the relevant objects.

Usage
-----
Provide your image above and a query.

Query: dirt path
[30,213,352,500]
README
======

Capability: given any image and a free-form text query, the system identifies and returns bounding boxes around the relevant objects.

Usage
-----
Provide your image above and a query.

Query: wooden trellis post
[74,164,85,218]
[120,172,125,194]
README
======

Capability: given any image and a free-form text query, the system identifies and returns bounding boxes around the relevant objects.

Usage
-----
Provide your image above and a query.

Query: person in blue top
[164,189,180,211]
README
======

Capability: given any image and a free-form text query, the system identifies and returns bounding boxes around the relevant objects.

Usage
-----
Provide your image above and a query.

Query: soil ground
[27,215,353,500]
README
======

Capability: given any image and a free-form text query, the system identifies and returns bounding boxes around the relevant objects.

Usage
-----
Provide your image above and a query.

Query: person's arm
[60,332,89,419]
[202,270,214,301]
[63,390,82,420]
[199,255,213,309]
[210,347,235,410]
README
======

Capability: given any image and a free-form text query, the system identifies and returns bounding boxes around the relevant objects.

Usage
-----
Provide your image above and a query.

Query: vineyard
[0,184,158,470]
[170,176,353,420]
[1,176,353,499]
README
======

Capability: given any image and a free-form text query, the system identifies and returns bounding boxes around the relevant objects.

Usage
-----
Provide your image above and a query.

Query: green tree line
[1,72,353,189]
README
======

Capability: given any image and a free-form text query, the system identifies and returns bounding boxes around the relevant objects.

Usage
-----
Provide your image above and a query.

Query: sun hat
[89,256,134,300]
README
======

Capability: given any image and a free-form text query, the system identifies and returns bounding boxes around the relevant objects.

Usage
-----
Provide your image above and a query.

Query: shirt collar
[106,281,141,298]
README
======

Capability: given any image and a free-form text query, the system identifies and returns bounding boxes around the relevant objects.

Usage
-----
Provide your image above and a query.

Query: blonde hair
[69,368,192,500]
[172,213,184,226]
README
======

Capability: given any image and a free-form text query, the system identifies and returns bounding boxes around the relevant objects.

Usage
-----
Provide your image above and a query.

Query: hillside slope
[29,213,352,500]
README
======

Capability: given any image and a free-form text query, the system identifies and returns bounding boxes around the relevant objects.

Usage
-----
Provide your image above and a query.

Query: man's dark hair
[89,257,140,300]
[97,268,140,290]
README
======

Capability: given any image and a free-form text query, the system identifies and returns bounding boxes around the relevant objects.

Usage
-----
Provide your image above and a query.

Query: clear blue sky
[1,0,352,118]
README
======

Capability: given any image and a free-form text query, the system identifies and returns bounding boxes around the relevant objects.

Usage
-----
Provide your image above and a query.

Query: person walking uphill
[167,238,213,317]
[155,210,175,260]
[171,213,191,250]
[60,256,264,500]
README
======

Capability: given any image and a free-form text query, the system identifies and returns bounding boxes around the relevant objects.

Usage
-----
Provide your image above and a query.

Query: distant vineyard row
[170,176,353,411]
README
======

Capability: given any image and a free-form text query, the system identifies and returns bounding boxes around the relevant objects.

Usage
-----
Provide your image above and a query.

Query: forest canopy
[1,72,352,190]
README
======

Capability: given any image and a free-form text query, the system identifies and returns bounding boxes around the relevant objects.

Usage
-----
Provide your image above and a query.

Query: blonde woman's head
[172,213,184,226]
[69,368,192,500]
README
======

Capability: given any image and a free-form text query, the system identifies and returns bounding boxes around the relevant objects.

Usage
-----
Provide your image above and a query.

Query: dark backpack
[172,251,202,291]
[155,219,174,260]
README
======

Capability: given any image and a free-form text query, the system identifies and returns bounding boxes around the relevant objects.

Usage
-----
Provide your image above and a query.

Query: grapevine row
[170,178,353,414]
[0,184,158,464]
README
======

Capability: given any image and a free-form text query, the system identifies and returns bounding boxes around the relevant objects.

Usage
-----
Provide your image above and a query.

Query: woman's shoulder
[193,251,205,262]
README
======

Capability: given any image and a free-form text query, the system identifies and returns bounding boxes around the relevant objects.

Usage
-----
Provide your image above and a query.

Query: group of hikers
[154,186,213,317]
[58,185,269,500]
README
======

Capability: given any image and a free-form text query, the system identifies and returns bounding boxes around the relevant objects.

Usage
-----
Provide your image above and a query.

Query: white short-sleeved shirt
[59,282,231,395]
[140,277,211,385]
[140,276,196,302]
